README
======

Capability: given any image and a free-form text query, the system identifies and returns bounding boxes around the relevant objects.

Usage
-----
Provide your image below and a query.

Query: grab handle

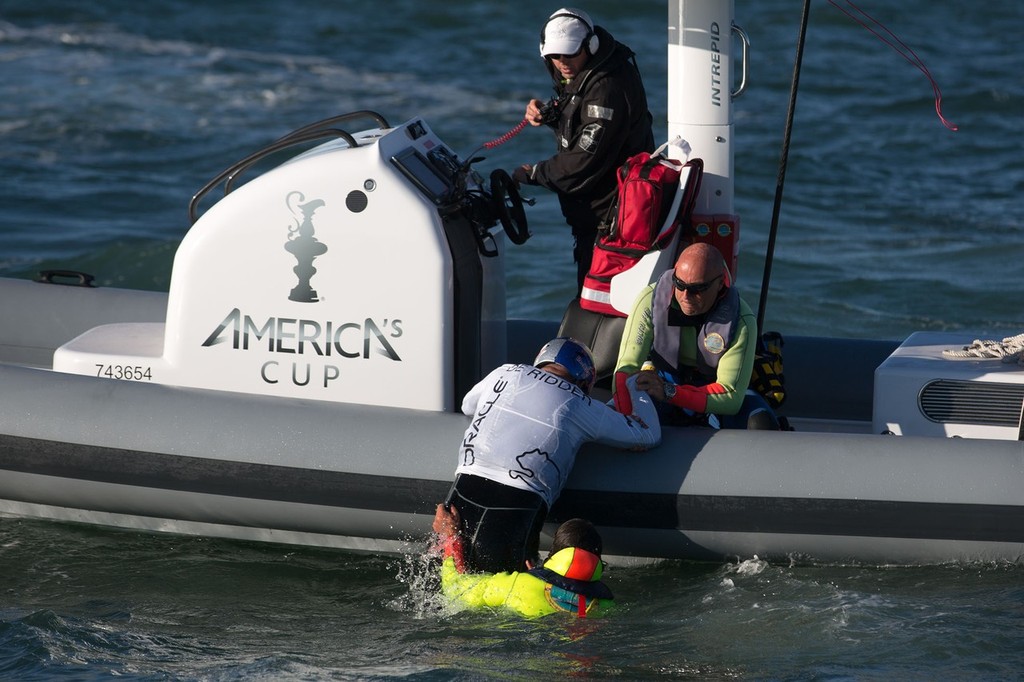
[732,23,750,99]
[36,269,96,287]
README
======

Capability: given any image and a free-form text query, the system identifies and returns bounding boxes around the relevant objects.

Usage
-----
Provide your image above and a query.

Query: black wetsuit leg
[445,474,547,573]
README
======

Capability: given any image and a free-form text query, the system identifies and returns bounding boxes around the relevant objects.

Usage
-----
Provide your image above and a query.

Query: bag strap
[653,157,704,249]
[653,135,692,161]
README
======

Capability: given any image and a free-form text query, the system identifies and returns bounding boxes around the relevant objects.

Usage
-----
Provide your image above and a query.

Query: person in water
[432,503,612,618]
[613,242,780,430]
[512,7,654,294]
[444,336,660,574]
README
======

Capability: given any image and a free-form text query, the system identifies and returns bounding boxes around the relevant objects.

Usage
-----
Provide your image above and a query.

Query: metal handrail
[273,110,390,144]
[188,111,392,225]
[222,128,361,195]
[731,23,750,98]
[188,129,354,225]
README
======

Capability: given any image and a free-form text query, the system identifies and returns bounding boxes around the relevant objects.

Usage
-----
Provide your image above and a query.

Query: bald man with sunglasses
[612,243,780,430]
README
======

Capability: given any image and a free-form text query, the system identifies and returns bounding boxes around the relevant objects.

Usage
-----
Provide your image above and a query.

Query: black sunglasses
[548,47,584,61]
[672,273,721,295]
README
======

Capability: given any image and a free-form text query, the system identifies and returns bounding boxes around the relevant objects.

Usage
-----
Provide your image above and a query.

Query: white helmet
[534,337,597,392]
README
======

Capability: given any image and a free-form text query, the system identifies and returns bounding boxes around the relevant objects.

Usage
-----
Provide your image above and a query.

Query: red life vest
[580,151,703,316]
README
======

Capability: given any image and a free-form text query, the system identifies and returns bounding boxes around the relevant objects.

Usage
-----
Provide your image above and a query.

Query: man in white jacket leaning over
[442,336,661,573]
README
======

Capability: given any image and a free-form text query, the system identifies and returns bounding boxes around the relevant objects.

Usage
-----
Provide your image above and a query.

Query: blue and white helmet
[534,337,596,393]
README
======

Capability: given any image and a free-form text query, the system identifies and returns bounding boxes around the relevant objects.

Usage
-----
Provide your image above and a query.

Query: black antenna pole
[756,0,812,334]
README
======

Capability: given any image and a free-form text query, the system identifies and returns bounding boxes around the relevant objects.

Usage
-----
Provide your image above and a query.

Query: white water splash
[386,542,463,620]
[734,555,768,576]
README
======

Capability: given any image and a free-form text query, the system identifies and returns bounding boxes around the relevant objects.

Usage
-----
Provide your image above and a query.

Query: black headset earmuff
[538,11,599,58]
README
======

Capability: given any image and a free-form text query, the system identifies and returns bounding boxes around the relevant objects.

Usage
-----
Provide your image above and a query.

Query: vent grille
[919,380,1024,426]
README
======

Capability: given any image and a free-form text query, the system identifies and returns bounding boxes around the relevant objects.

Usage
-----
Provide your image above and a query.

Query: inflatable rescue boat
[1,2,1021,565]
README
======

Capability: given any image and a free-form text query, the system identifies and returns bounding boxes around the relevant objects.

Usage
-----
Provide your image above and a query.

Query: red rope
[828,0,958,131]
[481,118,529,149]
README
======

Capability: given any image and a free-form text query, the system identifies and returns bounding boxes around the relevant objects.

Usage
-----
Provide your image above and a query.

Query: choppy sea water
[4,519,1023,681]
[2,0,1023,678]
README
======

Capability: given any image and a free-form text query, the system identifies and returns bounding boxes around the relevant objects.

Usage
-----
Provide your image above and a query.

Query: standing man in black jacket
[513,7,655,295]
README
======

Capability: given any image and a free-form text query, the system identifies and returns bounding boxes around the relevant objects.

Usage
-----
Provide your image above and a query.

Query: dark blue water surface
[3,0,1022,338]
[2,1,1023,679]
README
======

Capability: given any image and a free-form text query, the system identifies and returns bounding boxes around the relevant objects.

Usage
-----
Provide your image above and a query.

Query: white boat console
[874,331,1024,439]
[53,115,513,412]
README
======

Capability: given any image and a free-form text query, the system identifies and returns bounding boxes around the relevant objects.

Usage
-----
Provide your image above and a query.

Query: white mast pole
[667,0,746,276]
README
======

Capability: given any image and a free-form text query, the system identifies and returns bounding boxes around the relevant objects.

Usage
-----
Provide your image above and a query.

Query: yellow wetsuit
[439,546,613,618]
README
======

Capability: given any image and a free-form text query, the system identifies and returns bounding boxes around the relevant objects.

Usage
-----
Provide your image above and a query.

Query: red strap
[577,595,587,618]
[444,537,466,573]
[613,371,633,414]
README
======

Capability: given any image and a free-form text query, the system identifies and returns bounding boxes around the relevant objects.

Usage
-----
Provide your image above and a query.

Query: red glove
[613,371,633,415]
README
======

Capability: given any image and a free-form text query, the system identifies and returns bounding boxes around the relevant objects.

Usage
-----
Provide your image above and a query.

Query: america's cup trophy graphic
[284,191,328,302]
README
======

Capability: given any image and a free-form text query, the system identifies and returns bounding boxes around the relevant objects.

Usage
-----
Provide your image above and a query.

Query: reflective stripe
[580,286,611,304]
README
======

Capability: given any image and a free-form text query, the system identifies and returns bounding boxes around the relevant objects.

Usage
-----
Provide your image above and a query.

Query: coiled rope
[464,118,530,164]
[482,119,529,149]
[942,332,1024,363]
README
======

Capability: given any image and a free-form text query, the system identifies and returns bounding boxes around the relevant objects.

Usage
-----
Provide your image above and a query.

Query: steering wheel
[489,169,530,245]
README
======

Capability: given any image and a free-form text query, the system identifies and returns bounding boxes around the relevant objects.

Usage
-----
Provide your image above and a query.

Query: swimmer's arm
[432,503,466,572]
[440,558,519,610]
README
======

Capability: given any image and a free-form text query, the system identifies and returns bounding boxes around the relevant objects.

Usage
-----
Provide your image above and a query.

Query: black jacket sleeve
[531,75,634,199]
